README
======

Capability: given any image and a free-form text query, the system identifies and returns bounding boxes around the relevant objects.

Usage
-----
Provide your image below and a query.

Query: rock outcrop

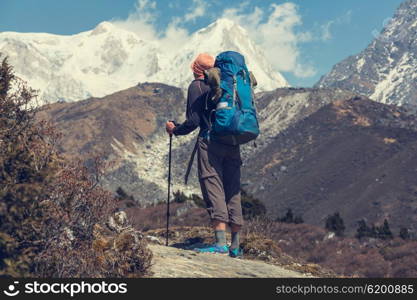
[92,211,153,277]
[148,244,311,278]
[141,226,332,278]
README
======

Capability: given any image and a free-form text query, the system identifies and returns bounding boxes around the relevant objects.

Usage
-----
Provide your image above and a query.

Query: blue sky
[0,0,404,87]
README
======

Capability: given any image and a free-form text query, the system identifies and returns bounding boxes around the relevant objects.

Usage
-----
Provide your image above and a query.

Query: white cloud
[222,4,263,29]
[294,64,317,78]
[183,0,208,23]
[112,0,192,55]
[159,18,190,52]
[111,0,158,41]
[222,2,316,77]
[111,1,319,78]
[321,21,334,41]
[320,10,352,41]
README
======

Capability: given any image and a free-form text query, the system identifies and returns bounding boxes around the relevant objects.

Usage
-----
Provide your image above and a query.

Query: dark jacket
[173,79,215,137]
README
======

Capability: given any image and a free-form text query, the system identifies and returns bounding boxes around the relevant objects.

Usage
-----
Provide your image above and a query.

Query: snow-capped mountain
[0,18,288,106]
[316,0,417,106]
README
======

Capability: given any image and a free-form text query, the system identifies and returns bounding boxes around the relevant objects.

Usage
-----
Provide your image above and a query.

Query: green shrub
[173,190,187,203]
[325,212,345,237]
[356,219,393,240]
[241,189,266,220]
[400,227,410,240]
[191,193,205,208]
[277,209,304,224]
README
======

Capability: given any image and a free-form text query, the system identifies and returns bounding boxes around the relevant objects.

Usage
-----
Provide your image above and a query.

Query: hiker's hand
[166,121,176,135]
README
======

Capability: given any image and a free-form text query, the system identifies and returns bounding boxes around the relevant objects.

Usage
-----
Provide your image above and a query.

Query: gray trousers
[197,136,244,226]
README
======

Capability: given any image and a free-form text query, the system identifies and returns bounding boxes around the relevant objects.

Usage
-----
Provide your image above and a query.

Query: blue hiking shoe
[229,247,243,258]
[193,244,229,254]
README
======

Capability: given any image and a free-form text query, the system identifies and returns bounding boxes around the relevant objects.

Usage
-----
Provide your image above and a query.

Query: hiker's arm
[172,83,202,136]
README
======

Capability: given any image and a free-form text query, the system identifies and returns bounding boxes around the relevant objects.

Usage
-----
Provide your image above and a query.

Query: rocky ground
[148,244,311,278]
[141,226,335,278]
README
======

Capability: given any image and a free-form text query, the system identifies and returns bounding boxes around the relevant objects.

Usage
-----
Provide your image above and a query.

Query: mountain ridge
[244,94,417,234]
[316,0,417,106]
[0,18,288,106]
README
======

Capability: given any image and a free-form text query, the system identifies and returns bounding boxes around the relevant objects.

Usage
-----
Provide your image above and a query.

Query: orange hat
[191,53,215,79]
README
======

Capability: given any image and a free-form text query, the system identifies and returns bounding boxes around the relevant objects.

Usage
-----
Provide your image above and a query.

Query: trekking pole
[166,132,173,246]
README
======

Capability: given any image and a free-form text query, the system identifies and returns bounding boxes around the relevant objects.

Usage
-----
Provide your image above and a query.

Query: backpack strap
[199,80,215,142]
[184,81,208,185]
[197,80,209,111]
[184,136,199,185]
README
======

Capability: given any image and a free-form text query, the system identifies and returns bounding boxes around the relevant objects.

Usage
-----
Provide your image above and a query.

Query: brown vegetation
[0,54,152,277]
[243,217,417,278]
[129,197,417,278]
[126,202,209,232]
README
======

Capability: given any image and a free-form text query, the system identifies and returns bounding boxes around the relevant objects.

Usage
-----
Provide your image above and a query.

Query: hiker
[165,53,244,257]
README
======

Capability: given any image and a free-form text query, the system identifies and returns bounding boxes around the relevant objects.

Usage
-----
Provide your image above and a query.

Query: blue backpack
[205,51,260,146]
[184,51,260,184]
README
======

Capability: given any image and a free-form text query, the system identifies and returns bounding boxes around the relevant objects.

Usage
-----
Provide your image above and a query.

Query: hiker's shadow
[171,237,210,250]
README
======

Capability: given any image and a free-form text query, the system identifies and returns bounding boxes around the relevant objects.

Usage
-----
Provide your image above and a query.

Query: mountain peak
[201,18,245,35]
[399,0,417,11]
[91,21,116,35]
[0,18,288,105]
[316,1,417,106]
[211,18,238,28]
